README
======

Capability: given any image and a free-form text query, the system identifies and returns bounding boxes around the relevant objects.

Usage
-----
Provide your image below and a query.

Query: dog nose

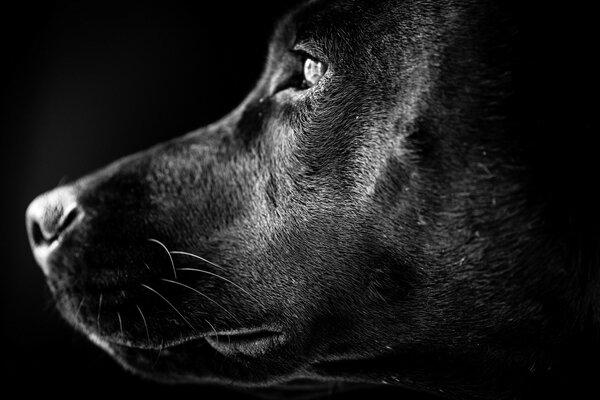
[26,186,81,275]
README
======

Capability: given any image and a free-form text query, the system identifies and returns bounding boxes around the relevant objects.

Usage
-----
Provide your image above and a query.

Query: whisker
[74,297,86,320]
[143,262,151,271]
[170,250,227,271]
[148,238,177,280]
[161,278,242,326]
[136,304,151,343]
[97,293,103,331]
[204,319,219,346]
[176,267,259,303]
[140,284,196,332]
[152,338,164,369]
[57,175,69,187]
[117,311,124,337]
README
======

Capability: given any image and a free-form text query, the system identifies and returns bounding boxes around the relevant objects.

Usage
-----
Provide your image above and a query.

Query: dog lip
[101,326,284,354]
[205,327,286,357]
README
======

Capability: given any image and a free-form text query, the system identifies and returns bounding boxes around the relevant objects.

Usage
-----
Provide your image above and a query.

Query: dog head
[26,0,598,398]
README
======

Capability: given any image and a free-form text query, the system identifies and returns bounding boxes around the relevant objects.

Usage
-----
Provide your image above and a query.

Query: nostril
[26,187,81,248]
[26,186,81,276]
[30,219,46,247]
[29,203,80,246]
[59,204,80,237]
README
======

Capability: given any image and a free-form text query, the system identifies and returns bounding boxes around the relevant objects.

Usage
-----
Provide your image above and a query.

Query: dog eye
[274,50,328,94]
[302,57,327,89]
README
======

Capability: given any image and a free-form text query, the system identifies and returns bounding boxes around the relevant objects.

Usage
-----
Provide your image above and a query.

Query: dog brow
[269,0,333,52]
[271,0,354,63]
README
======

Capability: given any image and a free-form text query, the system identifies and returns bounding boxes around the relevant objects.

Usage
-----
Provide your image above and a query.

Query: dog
[25,0,598,399]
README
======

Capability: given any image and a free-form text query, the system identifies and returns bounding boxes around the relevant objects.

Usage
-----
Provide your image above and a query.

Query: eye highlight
[273,50,329,94]
[303,57,327,89]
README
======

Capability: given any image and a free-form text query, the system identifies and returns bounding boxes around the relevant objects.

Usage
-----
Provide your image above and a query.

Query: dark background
[2,1,595,399]
[0,0,429,398]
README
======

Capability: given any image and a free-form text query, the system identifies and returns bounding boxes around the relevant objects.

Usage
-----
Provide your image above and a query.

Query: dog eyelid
[291,38,326,60]
[276,45,328,93]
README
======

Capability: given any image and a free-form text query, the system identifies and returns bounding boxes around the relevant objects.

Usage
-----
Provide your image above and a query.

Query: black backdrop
[0,1,429,398]
[2,1,595,399]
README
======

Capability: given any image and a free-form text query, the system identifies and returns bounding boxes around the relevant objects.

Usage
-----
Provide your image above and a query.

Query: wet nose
[26,186,81,275]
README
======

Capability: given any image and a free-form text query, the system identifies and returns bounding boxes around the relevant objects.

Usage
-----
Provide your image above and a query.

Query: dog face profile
[25,0,598,398]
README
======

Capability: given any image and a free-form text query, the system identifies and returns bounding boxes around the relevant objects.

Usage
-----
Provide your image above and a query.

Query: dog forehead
[281,0,510,48]
[277,0,409,50]
[273,0,466,71]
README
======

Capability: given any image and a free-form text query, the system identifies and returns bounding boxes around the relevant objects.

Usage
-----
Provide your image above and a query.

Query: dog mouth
[204,327,286,357]
[90,325,292,383]
[91,323,303,386]
[97,324,287,358]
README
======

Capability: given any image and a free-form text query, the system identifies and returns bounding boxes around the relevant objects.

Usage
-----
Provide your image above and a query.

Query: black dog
[25,0,598,399]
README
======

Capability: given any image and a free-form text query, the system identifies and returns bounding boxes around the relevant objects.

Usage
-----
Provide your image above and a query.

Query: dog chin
[85,327,301,386]
[106,337,355,398]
